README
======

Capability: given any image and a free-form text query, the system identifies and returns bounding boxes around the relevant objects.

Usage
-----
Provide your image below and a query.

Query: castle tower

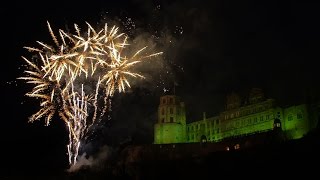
[154,95,186,144]
[226,92,241,110]
[249,88,265,104]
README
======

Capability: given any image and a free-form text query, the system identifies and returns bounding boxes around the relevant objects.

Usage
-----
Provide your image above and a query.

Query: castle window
[266,114,270,120]
[170,108,173,114]
[297,112,303,119]
[288,114,293,121]
[170,117,174,122]
[161,108,164,115]
[254,117,257,123]
[169,98,173,104]
[260,116,264,121]
[216,120,219,125]
[163,98,166,104]
[162,118,165,123]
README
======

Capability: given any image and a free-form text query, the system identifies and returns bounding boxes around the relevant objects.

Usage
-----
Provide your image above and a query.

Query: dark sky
[1,0,320,176]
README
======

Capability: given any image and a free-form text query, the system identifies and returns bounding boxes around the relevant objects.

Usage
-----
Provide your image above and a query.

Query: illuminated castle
[154,88,319,144]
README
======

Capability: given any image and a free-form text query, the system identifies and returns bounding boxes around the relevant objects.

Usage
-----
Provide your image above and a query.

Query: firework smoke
[18,21,162,166]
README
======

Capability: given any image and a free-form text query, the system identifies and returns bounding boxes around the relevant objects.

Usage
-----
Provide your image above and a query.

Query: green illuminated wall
[218,107,283,140]
[186,99,284,142]
[282,104,310,139]
[154,123,185,144]
[154,95,186,144]
[155,94,319,144]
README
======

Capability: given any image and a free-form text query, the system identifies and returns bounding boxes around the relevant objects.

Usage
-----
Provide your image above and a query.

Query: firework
[19,21,162,165]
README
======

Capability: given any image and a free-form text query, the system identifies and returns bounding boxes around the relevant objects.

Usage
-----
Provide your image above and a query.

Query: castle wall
[154,95,186,144]
[186,101,284,143]
[154,123,186,144]
[283,104,310,139]
[155,92,319,145]
[185,103,317,143]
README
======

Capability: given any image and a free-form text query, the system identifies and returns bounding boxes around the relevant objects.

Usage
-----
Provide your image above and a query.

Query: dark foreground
[2,130,320,180]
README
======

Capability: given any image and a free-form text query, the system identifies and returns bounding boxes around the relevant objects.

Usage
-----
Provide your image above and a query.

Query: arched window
[170,117,174,122]
[297,112,303,119]
[169,98,173,104]
[273,119,281,128]
[200,135,207,143]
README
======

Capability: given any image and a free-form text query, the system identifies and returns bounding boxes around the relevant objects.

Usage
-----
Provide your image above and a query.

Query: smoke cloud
[67,145,113,172]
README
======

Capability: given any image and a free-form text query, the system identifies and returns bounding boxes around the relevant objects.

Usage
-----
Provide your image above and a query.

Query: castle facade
[154,88,319,144]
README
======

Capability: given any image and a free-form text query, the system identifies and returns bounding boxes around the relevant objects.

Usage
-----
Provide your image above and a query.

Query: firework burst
[19,21,162,166]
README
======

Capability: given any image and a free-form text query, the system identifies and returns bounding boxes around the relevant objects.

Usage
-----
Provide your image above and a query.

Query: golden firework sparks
[19,21,162,166]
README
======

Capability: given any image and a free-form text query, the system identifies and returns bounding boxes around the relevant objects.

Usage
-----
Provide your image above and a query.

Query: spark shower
[18,21,162,166]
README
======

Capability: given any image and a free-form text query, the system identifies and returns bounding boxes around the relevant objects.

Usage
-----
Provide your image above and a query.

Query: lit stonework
[154,89,319,144]
[154,95,187,144]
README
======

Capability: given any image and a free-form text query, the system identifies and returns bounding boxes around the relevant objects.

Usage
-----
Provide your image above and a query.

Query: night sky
[1,0,320,177]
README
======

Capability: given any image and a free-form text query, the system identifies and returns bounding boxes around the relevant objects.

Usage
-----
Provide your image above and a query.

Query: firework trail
[18,21,162,166]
